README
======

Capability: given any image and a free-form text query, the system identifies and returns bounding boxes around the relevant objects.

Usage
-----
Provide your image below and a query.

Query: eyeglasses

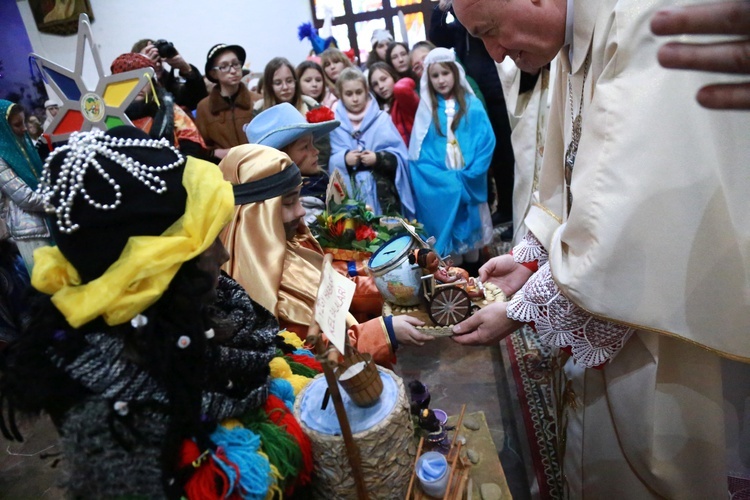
[213,62,242,73]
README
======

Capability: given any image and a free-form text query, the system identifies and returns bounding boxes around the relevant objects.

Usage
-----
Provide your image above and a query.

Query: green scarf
[0,99,44,189]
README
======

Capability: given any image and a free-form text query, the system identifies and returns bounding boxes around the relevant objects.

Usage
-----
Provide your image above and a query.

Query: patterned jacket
[0,158,49,240]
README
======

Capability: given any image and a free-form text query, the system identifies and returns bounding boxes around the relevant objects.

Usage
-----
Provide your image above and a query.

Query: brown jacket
[195,84,260,153]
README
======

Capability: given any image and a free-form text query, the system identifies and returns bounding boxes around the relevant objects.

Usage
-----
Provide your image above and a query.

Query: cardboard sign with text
[315,260,356,355]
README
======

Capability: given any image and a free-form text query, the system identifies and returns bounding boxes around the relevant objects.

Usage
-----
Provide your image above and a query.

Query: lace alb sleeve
[512,231,548,267]
[506,262,634,368]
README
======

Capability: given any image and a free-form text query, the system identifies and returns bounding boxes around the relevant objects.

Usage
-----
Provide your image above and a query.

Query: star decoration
[32,14,153,143]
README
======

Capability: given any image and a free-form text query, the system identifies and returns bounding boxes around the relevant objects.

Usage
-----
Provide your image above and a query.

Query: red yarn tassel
[285,353,323,373]
[178,439,233,500]
[264,394,314,486]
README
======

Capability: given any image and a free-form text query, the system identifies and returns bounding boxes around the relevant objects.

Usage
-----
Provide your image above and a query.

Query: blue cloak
[409,94,495,257]
[329,97,415,219]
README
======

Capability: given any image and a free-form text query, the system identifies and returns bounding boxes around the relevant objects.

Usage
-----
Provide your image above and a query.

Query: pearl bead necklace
[39,130,185,234]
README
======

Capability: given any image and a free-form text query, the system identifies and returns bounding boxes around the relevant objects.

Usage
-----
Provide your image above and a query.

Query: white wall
[16,0,315,89]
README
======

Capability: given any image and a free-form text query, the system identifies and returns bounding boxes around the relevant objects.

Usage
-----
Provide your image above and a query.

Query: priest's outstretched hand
[451,302,522,346]
[478,254,533,296]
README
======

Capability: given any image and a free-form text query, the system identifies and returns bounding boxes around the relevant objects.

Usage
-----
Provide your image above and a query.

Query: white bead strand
[37,130,185,234]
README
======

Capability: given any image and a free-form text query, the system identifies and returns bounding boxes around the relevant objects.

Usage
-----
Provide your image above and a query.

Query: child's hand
[360,151,377,167]
[345,150,361,166]
[392,315,433,346]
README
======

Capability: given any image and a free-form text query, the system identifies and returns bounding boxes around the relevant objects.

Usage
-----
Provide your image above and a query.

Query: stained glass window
[309,0,436,58]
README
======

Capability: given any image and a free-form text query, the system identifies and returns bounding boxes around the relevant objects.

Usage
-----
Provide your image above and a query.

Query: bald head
[453,0,566,71]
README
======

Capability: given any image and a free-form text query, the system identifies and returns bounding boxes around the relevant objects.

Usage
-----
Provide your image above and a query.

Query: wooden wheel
[428,286,472,326]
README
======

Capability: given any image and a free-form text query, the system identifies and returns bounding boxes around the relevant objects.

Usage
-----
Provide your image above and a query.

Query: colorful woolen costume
[0,127,319,499]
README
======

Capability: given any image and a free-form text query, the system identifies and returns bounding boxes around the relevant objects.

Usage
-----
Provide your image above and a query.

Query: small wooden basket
[335,346,383,407]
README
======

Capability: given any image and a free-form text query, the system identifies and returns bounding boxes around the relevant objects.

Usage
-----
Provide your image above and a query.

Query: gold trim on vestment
[532,202,563,224]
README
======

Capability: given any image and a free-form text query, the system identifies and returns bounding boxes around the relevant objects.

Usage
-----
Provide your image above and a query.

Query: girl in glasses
[195,43,259,161]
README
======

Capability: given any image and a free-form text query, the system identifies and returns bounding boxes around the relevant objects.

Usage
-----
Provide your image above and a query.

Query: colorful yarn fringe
[179,333,322,499]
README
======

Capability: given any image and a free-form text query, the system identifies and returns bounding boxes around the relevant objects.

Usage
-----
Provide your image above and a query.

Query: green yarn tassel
[241,410,302,481]
[286,360,317,378]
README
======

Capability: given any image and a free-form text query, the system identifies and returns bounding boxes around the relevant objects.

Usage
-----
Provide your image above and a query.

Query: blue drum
[368,234,422,306]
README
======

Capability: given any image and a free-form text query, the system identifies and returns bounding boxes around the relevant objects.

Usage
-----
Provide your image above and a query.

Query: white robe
[520,0,750,496]
[495,60,553,246]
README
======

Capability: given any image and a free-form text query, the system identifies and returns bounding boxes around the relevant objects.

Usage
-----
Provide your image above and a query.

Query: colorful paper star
[32,14,154,143]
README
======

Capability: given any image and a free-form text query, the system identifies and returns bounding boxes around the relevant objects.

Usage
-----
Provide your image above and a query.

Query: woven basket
[294,368,415,499]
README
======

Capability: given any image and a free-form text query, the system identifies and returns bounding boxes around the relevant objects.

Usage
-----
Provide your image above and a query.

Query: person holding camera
[131,38,208,112]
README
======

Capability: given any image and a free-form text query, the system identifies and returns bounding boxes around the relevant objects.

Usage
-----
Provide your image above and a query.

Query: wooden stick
[405,436,424,500]
[308,254,369,500]
[450,404,467,449]
[452,468,470,500]
[442,441,462,500]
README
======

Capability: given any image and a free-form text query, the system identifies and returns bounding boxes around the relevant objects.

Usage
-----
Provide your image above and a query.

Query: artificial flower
[306,106,335,124]
[355,225,377,241]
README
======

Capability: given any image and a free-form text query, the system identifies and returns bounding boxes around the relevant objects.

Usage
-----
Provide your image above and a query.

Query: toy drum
[368,234,422,306]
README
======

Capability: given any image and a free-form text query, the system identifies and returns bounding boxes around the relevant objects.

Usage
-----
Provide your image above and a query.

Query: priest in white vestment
[451,0,750,497]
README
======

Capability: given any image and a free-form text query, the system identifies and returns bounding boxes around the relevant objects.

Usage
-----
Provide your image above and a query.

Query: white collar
[564,0,574,59]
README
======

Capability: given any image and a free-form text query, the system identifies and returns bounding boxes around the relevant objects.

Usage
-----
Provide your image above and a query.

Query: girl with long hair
[408,48,495,268]
[368,61,419,146]
[296,60,338,109]
[329,68,415,218]
[255,57,320,120]
[320,47,353,92]
[385,42,419,86]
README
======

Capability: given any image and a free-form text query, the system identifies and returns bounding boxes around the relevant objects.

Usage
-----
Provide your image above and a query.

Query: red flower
[343,48,357,64]
[328,219,346,238]
[355,225,377,241]
[306,106,335,123]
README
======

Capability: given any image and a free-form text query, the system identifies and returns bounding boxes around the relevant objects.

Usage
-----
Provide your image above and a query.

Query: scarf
[346,98,371,132]
[0,100,44,189]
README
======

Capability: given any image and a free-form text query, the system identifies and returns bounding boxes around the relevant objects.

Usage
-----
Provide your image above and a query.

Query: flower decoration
[306,106,335,124]
[314,197,423,254]
[314,169,423,254]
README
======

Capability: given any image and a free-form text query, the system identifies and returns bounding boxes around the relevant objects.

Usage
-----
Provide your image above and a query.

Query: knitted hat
[42,126,188,283]
[110,52,156,74]
[370,29,393,47]
[35,125,234,328]
[204,43,247,83]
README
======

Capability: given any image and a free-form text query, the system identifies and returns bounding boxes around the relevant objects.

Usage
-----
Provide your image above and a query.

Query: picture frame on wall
[29,0,94,36]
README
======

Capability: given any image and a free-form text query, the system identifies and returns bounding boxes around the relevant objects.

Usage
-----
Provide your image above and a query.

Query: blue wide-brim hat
[245,103,339,150]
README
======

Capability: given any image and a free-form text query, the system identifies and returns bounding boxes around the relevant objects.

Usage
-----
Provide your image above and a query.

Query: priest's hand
[651,1,750,109]
[392,315,433,347]
[478,254,533,296]
[451,302,522,346]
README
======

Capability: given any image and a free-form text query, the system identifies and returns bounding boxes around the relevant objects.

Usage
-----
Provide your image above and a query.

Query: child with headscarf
[110,53,208,159]
[329,67,415,219]
[408,48,495,268]
[0,100,52,271]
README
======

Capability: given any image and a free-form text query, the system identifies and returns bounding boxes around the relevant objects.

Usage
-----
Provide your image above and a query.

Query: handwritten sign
[315,260,356,355]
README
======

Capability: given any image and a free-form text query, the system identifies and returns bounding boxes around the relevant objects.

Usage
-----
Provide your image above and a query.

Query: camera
[153,39,178,59]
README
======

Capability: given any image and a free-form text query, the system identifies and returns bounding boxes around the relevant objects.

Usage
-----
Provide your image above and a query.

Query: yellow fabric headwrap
[31,157,234,328]
[220,145,323,327]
